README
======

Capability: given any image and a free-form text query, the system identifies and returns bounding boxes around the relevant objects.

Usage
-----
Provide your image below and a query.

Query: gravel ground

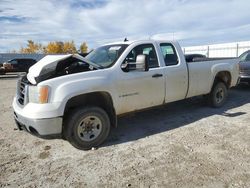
[0,77,250,188]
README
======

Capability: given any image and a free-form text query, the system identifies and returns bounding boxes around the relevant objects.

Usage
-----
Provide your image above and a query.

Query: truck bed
[186,58,239,98]
[188,57,238,63]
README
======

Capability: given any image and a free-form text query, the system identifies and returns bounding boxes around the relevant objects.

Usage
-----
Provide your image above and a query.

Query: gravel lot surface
[0,76,250,188]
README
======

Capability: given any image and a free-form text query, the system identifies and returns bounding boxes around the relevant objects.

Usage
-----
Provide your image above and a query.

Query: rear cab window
[160,43,179,66]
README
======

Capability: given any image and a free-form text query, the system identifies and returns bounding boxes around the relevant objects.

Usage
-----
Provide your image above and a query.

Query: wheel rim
[77,116,102,142]
[215,87,224,104]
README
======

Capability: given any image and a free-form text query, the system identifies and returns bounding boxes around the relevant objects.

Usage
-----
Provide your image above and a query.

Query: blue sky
[0,0,250,52]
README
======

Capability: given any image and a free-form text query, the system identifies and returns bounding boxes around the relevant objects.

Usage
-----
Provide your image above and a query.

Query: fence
[2,42,250,62]
[183,41,250,58]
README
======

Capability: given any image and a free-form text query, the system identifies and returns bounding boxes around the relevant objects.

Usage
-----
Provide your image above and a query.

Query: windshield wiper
[85,59,105,69]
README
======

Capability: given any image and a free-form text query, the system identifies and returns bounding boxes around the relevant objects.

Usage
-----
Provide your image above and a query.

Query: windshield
[239,51,250,62]
[86,44,128,68]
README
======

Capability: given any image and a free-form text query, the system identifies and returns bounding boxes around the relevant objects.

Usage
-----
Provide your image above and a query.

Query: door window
[123,44,159,69]
[160,43,178,66]
[246,54,250,61]
[9,60,18,65]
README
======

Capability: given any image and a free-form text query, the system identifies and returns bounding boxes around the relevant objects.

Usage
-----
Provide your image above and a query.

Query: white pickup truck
[12,40,239,150]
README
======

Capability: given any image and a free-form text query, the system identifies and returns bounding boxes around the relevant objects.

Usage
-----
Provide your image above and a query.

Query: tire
[64,106,111,150]
[208,82,228,108]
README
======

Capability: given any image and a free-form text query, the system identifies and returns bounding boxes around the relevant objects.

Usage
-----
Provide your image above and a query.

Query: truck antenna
[124,38,128,42]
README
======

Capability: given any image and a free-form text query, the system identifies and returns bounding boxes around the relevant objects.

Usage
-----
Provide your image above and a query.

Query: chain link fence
[183,41,250,58]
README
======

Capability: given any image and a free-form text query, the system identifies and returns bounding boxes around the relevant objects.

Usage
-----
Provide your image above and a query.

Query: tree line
[18,40,88,54]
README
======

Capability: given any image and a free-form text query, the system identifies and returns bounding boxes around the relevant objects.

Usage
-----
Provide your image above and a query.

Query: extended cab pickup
[12,40,239,150]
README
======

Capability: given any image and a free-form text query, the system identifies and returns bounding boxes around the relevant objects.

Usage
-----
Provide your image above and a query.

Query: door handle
[152,73,163,78]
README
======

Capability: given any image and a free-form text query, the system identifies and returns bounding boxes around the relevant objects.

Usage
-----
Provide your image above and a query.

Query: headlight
[28,85,50,104]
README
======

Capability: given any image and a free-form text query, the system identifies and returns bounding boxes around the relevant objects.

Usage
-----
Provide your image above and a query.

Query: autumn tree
[44,41,64,54]
[20,40,43,53]
[44,41,77,54]
[18,40,81,54]
[80,42,88,53]
[63,41,77,53]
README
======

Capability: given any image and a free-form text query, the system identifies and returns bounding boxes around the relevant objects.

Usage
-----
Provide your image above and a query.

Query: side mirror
[135,55,149,71]
[121,54,149,72]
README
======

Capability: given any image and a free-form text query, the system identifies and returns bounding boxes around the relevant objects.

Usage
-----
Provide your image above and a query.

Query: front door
[115,43,165,114]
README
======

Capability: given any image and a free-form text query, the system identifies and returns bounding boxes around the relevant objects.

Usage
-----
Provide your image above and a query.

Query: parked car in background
[0,58,37,74]
[0,62,5,74]
[239,50,250,85]
[185,54,206,62]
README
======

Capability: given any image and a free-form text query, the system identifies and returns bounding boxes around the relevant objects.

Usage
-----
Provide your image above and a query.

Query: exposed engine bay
[27,54,99,84]
[55,56,96,76]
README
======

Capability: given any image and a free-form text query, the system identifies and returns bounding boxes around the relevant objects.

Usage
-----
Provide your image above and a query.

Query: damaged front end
[27,54,100,85]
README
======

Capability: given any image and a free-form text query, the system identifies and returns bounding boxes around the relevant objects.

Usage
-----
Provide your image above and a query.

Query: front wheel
[64,106,111,150]
[208,82,228,108]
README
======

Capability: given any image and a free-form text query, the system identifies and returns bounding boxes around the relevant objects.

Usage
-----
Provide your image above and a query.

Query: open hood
[27,54,98,85]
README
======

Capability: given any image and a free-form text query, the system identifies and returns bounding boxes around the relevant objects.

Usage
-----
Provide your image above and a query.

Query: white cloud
[0,0,250,52]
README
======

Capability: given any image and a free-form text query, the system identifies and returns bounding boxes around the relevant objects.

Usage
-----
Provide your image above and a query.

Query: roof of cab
[104,39,176,46]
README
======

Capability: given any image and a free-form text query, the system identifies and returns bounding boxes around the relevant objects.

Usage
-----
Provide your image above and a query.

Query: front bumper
[14,111,62,138]
[12,97,63,138]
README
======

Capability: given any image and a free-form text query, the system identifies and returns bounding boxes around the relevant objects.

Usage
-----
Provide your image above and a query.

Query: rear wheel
[64,106,110,150]
[208,82,228,108]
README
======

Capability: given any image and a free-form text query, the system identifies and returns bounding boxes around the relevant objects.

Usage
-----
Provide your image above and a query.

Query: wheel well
[214,71,232,88]
[64,92,117,127]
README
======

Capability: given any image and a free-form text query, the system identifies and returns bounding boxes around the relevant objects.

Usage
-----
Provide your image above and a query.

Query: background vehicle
[12,40,239,150]
[238,50,250,85]
[0,58,37,74]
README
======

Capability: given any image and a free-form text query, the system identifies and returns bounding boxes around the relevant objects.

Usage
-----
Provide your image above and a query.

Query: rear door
[159,43,189,103]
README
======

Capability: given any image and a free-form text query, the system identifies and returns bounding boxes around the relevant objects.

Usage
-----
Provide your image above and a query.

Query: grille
[240,70,250,76]
[18,80,26,105]
[17,76,30,105]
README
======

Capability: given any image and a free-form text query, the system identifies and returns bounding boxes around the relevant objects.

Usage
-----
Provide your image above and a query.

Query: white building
[183,41,250,58]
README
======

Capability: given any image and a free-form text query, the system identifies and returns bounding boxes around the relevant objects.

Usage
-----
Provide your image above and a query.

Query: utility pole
[236,43,239,57]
